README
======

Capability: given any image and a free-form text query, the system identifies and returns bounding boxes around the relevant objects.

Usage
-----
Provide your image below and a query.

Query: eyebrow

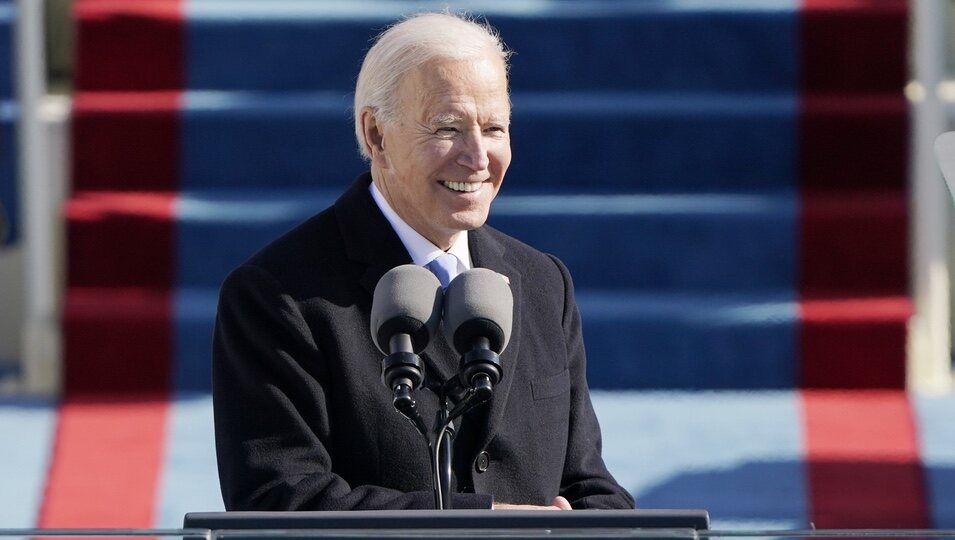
[430,113,463,126]
[429,113,511,127]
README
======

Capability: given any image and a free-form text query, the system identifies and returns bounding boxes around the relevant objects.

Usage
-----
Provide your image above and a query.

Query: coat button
[475,451,490,473]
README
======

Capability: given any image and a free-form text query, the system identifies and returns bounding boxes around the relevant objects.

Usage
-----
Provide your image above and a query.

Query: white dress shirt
[369,182,472,275]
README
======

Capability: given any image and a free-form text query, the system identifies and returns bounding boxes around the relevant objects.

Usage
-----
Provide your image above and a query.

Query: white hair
[353,12,512,160]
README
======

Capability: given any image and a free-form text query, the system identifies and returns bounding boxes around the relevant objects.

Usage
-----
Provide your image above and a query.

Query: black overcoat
[213,174,634,510]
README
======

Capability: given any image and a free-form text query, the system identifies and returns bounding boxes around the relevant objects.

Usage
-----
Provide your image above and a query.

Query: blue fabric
[185,2,797,93]
[579,292,797,389]
[0,103,17,245]
[172,0,802,392]
[171,188,796,390]
[0,2,13,100]
[179,91,796,192]
[0,1,15,245]
[174,189,338,288]
[173,287,218,392]
[488,191,796,291]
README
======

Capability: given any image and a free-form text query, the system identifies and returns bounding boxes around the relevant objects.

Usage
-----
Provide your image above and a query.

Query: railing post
[909,0,952,391]
[14,0,60,394]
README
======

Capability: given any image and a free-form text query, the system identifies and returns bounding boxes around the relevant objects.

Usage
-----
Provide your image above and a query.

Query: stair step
[1,102,17,245]
[64,286,907,391]
[63,287,174,393]
[581,291,906,389]
[800,94,908,190]
[72,89,907,193]
[488,192,797,291]
[65,191,176,288]
[72,90,800,192]
[0,0,12,100]
[579,291,798,389]
[800,0,908,94]
[67,189,908,295]
[75,1,908,96]
[66,189,799,291]
[799,189,908,295]
[77,1,801,93]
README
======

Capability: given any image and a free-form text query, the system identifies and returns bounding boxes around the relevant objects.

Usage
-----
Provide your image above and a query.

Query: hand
[493,496,572,510]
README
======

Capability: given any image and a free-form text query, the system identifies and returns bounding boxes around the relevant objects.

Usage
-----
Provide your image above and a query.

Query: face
[365,53,512,250]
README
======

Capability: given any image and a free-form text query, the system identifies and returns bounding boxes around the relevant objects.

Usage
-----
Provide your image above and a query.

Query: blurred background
[1,0,954,531]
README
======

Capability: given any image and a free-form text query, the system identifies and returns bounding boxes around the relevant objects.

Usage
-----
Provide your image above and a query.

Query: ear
[359,107,389,169]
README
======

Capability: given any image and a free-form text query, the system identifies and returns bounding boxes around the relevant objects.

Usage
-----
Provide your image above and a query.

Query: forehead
[398,55,510,120]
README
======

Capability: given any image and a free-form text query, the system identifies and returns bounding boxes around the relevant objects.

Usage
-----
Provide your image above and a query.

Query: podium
[184,509,710,539]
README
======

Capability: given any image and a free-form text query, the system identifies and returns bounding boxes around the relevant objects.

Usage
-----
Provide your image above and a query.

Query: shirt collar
[369,181,472,272]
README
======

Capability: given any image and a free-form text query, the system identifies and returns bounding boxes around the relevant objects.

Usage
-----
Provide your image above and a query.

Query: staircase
[41,0,952,529]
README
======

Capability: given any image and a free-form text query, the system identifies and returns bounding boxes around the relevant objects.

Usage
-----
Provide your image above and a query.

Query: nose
[457,131,490,172]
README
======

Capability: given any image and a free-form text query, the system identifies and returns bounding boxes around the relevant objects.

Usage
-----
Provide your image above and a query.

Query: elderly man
[213,12,634,511]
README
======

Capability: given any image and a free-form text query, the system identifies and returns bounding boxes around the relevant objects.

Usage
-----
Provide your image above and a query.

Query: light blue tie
[426,253,459,289]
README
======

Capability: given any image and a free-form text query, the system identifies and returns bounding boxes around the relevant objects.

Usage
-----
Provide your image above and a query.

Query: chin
[448,210,491,232]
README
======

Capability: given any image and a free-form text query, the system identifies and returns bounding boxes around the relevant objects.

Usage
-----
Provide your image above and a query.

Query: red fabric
[63,288,173,393]
[71,92,181,192]
[66,191,176,289]
[799,0,908,94]
[39,395,169,527]
[74,0,185,91]
[798,295,911,388]
[802,391,930,528]
[796,0,910,390]
[798,95,909,190]
[798,190,908,295]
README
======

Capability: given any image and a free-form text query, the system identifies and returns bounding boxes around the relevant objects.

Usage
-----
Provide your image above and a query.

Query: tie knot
[426,253,459,288]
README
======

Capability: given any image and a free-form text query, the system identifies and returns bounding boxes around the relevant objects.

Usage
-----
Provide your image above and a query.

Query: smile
[440,181,483,193]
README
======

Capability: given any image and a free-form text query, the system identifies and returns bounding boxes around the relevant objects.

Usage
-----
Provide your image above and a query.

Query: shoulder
[221,205,355,305]
[241,207,339,273]
[233,173,374,286]
[479,224,571,287]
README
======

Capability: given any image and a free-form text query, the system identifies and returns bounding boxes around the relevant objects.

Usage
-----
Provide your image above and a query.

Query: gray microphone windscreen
[371,264,443,354]
[443,268,513,354]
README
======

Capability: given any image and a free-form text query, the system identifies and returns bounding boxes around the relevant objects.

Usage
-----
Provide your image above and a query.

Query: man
[213,12,634,511]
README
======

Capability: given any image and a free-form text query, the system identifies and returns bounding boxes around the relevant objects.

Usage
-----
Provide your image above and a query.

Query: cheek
[490,143,512,176]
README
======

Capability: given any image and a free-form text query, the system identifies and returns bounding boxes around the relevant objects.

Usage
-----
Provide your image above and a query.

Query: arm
[213,264,491,510]
[548,256,636,510]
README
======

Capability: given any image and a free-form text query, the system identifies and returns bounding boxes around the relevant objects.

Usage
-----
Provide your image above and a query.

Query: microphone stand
[390,376,494,510]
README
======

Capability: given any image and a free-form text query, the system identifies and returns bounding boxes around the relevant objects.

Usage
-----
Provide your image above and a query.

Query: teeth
[442,181,481,193]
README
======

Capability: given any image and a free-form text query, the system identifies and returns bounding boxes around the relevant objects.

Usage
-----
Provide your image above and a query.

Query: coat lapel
[467,227,522,454]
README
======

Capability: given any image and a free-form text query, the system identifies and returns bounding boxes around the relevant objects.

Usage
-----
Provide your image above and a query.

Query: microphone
[371,264,443,426]
[442,268,513,401]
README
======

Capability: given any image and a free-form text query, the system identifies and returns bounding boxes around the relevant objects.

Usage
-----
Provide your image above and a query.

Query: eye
[436,127,459,134]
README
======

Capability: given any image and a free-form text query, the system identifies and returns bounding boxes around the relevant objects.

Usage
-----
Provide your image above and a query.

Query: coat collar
[334,173,414,295]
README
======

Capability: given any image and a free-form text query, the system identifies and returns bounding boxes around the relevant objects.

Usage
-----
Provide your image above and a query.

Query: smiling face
[362,53,512,250]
